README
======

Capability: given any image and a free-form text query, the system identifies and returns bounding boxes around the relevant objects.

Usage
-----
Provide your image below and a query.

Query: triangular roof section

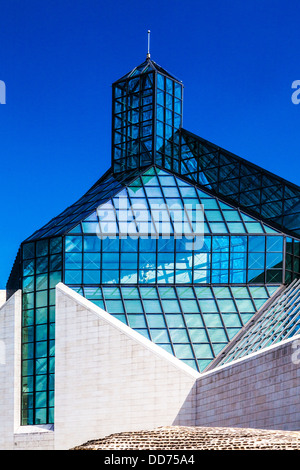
[114,57,182,84]
[24,166,146,242]
[68,166,281,239]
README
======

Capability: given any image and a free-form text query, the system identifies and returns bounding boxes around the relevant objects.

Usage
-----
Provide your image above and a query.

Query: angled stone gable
[54,283,199,450]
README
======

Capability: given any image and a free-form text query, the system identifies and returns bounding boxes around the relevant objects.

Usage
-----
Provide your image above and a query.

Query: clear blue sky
[0,0,300,288]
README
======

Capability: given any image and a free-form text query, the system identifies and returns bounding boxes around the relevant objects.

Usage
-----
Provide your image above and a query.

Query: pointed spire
[147,30,151,59]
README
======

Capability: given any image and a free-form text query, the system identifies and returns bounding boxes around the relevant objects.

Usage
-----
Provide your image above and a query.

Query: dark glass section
[177,129,300,238]
[285,237,300,283]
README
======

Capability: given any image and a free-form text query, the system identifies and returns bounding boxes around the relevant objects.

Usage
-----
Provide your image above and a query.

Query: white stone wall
[54,283,200,450]
[0,291,6,308]
[0,291,22,449]
[13,425,54,450]
[195,336,300,431]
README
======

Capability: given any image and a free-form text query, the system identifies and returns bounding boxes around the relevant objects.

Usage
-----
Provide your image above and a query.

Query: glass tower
[112,58,183,173]
[6,56,300,426]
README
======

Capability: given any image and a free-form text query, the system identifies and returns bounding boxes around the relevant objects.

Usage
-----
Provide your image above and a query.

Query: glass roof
[70,166,281,238]
[24,167,144,242]
[211,278,300,368]
[25,164,283,243]
[71,283,280,372]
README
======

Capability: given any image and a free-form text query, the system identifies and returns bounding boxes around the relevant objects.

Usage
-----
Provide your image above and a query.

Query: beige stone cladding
[195,335,300,431]
[54,283,200,450]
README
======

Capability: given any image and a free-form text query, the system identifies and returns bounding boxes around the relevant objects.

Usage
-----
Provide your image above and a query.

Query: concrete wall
[0,290,22,449]
[195,335,300,431]
[54,283,200,450]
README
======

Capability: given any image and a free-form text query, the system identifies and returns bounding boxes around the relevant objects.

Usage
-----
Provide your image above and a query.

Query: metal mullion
[138,177,158,238]
[236,205,249,234]
[111,85,116,169]
[191,285,215,360]
[32,241,37,424]
[137,75,142,169]
[100,286,108,313]
[227,285,244,328]
[110,197,120,238]
[46,238,51,424]
[62,235,66,285]
[155,287,176,356]
[211,213,229,284]
[153,71,157,165]
[21,243,32,425]
[263,234,267,284]
[155,168,176,237]
[178,129,183,175]
[173,174,194,237]
[171,86,175,172]
[109,198,121,282]
[163,76,167,169]
[125,188,140,238]
[119,287,130,328]
[174,286,200,371]
[137,237,140,285]
[136,285,152,342]
[212,291,231,344]
[282,235,287,283]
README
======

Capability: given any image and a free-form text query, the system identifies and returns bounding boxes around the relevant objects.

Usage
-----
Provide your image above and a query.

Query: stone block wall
[195,336,300,431]
[0,290,22,449]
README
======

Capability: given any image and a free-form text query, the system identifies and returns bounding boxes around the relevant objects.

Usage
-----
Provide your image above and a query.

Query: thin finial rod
[147,30,151,58]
